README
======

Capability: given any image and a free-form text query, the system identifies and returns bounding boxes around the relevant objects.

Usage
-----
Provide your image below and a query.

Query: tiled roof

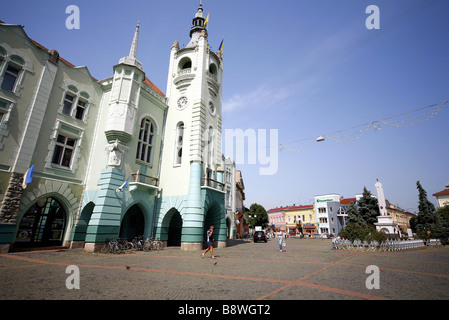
[433,188,449,196]
[340,198,357,205]
[268,205,313,213]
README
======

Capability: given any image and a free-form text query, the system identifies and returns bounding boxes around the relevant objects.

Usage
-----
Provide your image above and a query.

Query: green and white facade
[0,3,226,253]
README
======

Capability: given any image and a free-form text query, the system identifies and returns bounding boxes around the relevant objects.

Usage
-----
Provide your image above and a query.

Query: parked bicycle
[100,237,133,254]
[148,236,164,251]
[132,235,150,252]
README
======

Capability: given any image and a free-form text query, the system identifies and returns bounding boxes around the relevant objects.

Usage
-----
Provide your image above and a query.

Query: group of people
[201,226,287,259]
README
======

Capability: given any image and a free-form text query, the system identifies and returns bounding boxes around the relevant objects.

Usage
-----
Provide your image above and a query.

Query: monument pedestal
[375,215,399,237]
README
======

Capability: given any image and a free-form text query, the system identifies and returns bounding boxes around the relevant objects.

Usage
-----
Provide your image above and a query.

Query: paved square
[1,238,448,300]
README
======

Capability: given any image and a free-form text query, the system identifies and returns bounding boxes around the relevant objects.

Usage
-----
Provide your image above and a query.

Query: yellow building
[385,200,415,234]
[284,205,316,236]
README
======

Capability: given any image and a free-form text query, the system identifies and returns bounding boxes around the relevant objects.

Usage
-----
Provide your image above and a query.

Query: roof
[433,188,449,196]
[144,77,165,97]
[340,197,357,205]
[0,20,165,96]
[267,205,313,213]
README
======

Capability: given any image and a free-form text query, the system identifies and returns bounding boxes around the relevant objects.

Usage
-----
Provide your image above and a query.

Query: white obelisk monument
[374,179,399,237]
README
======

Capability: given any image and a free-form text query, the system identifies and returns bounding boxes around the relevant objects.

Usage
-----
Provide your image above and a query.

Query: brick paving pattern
[1,238,448,300]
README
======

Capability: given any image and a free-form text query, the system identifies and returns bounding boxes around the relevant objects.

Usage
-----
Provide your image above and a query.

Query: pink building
[267,206,288,232]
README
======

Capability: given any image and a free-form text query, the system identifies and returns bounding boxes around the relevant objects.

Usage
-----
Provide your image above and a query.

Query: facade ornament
[106,139,127,168]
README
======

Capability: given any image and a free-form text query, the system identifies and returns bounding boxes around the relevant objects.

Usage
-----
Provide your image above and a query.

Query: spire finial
[129,21,140,59]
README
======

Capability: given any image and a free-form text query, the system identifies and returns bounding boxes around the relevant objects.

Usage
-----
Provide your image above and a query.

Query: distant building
[314,194,343,235]
[267,207,287,232]
[284,205,315,236]
[433,184,449,208]
[385,200,415,235]
[234,170,245,238]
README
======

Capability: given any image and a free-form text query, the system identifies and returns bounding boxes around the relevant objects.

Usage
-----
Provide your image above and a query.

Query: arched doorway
[204,202,226,244]
[120,205,145,241]
[15,197,66,248]
[72,202,94,243]
[167,210,182,247]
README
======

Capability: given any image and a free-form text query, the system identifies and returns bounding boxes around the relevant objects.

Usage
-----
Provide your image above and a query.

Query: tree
[435,206,449,245]
[414,181,439,239]
[339,201,387,242]
[357,187,380,226]
[245,203,269,229]
[339,202,369,241]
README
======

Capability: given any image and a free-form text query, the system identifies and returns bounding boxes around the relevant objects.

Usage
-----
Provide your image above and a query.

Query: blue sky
[3,0,449,213]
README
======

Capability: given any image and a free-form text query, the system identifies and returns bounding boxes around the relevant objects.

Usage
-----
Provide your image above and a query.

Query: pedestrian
[202,225,215,259]
[276,228,284,252]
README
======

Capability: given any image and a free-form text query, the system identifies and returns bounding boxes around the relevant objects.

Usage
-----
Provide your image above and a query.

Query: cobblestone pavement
[1,238,449,301]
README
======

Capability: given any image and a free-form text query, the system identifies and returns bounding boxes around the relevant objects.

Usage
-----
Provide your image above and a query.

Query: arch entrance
[15,197,66,248]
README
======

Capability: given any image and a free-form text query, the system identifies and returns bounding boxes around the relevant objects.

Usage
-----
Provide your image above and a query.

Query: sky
[2,0,449,213]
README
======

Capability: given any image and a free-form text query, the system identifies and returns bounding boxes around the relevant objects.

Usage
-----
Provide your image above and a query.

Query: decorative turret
[186,2,208,48]
[189,2,206,37]
[105,21,145,149]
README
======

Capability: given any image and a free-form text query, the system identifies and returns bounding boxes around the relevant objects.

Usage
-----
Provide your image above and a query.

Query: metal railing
[131,172,159,187]
[332,238,442,251]
[201,177,224,191]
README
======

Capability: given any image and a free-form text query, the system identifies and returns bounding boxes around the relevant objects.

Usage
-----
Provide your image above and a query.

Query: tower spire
[119,21,143,69]
[129,21,140,59]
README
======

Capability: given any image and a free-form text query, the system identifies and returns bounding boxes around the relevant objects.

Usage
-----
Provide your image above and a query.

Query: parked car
[253,231,267,243]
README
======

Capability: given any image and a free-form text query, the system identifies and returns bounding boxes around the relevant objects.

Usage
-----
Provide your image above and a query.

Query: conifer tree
[357,187,380,226]
[415,181,439,239]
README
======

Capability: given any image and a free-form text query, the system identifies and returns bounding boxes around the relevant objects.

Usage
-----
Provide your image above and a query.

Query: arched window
[179,57,192,71]
[136,117,156,164]
[174,122,184,165]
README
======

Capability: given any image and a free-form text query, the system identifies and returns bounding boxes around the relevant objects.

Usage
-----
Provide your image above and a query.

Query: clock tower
[157,2,225,251]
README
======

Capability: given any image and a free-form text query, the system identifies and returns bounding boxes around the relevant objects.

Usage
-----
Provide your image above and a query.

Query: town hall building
[0,3,230,253]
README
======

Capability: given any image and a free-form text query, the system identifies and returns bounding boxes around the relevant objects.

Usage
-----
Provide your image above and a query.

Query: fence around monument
[331,238,442,251]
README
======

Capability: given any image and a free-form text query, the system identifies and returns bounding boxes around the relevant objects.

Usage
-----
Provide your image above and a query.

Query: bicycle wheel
[123,242,133,253]
[100,243,109,254]
[143,241,151,252]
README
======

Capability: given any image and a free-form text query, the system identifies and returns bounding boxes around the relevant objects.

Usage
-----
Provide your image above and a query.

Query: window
[1,63,21,92]
[61,85,90,121]
[75,99,87,120]
[318,207,326,214]
[62,93,75,115]
[0,100,7,124]
[174,122,184,165]
[136,117,156,164]
[51,134,76,168]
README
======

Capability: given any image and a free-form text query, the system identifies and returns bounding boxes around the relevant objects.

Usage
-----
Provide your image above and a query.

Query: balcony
[129,172,159,193]
[201,177,224,192]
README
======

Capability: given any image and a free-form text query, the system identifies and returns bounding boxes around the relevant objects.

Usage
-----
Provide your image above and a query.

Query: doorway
[15,197,66,248]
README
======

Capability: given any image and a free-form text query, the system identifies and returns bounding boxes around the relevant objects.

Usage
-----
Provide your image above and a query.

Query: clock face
[177,96,188,109]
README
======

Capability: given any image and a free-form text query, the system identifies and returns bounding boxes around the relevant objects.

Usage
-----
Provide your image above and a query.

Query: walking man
[202,225,215,259]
